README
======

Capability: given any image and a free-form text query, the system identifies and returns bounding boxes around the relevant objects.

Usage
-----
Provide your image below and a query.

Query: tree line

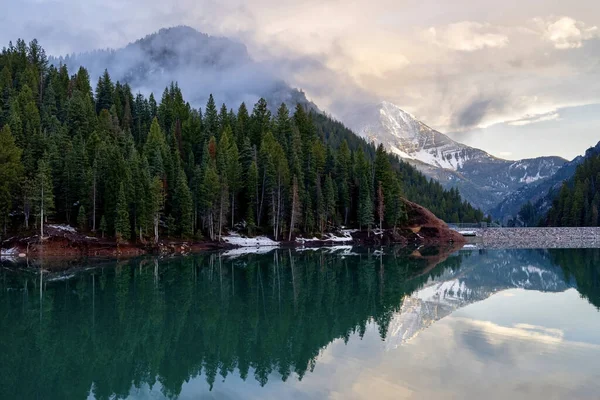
[0,39,484,242]
[544,153,600,227]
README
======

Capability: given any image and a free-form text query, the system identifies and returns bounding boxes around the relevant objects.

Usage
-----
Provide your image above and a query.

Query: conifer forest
[0,39,485,242]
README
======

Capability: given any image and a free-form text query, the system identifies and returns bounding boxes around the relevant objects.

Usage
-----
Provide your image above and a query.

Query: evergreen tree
[77,205,87,230]
[173,169,193,238]
[0,125,23,235]
[99,215,107,238]
[324,174,336,228]
[95,69,114,113]
[115,183,130,241]
[246,160,259,235]
[250,98,271,147]
[204,94,219,139]
[34,155,54,237]
[150,177,164,243]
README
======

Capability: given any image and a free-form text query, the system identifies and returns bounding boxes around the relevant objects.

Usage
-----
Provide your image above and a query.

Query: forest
[0,39,485,243]
[544,153,600,227]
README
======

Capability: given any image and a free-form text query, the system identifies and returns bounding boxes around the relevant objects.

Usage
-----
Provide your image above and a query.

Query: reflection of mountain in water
[386,250,575,348]
[0,248,597,399]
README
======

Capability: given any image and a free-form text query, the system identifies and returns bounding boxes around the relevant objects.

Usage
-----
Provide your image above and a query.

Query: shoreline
[464,227,600,249]
[1,198,465,266]
[0,231,462,265]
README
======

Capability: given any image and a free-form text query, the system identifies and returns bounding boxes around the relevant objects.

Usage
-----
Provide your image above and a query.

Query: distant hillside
[494,141,600,224]
[544,142,600,227]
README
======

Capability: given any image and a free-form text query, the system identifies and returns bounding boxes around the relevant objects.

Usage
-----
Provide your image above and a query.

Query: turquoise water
[1,247,600,399]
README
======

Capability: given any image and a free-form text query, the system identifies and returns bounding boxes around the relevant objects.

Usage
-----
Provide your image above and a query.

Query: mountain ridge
[492,141,600,222]
[344,101,567,213]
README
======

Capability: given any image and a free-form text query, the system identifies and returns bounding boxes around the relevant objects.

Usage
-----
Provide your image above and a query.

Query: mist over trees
[0,39,484,242]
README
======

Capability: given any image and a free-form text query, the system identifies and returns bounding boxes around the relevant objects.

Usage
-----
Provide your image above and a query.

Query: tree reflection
[0,247,462,399]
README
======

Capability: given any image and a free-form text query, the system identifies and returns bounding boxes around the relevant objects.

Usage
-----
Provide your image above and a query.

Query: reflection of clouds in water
[459,318,566,345]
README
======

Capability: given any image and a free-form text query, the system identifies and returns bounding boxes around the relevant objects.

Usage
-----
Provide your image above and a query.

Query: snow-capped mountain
[353,101,483,170]
[385,249,573,348]
[344,101,566,213]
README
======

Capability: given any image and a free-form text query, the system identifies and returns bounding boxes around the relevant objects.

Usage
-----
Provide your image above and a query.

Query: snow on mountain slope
[357,101,480,171]
[384,250,572,349]
[344,101,566,213]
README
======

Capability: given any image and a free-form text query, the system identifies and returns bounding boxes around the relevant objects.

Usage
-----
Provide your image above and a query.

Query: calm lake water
[1,247,600,400]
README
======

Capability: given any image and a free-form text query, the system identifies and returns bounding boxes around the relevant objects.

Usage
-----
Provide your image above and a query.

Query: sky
[2,0,600,160]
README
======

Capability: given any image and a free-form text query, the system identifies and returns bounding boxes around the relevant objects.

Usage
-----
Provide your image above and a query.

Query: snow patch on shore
[296,229,357,244]
[222,233,280,247]
[1,247,18,256]
[48,224,77,233]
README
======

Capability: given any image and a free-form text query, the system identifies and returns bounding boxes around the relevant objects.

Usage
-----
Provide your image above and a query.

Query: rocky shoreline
[1,199,464,265]
[466,227,600,249]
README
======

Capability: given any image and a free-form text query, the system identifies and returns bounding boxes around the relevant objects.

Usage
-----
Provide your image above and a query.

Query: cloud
[455,98,501,129]
[2,1,600,158]
[508,110,561,126]
[536,16,600,49]
[427,22,509,52]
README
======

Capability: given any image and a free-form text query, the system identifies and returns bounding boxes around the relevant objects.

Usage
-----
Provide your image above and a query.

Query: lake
[1,247,600,399]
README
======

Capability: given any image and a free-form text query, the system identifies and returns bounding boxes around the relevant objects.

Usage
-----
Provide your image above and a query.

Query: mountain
[344,101,567,214]
[491,141,600,222]
[53,26,317,112]
[385,249,573,348]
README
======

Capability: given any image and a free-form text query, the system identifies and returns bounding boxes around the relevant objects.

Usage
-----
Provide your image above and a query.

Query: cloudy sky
[2,0,600,160]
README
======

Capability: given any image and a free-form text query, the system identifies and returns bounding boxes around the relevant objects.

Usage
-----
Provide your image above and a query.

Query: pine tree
[236,102,249,149]
[204,94,219,139]
[288,175,301,241]
[203,162,220,241]
[150,177,164,243]
[324,174,336,228]
[34,155,54,237]
[77,205,87,230]
[99,215,107,238]
[273,103,291,155]
[174,169,193,238]
[0,125,23,235]
[246,160,259,235]
[115,183,130,241]
[356,150,374,232]
[95,69,114,113]
[144,117,168,178]
[377,181,384,230]
[250,98,271,147]
[337,140,351,225]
